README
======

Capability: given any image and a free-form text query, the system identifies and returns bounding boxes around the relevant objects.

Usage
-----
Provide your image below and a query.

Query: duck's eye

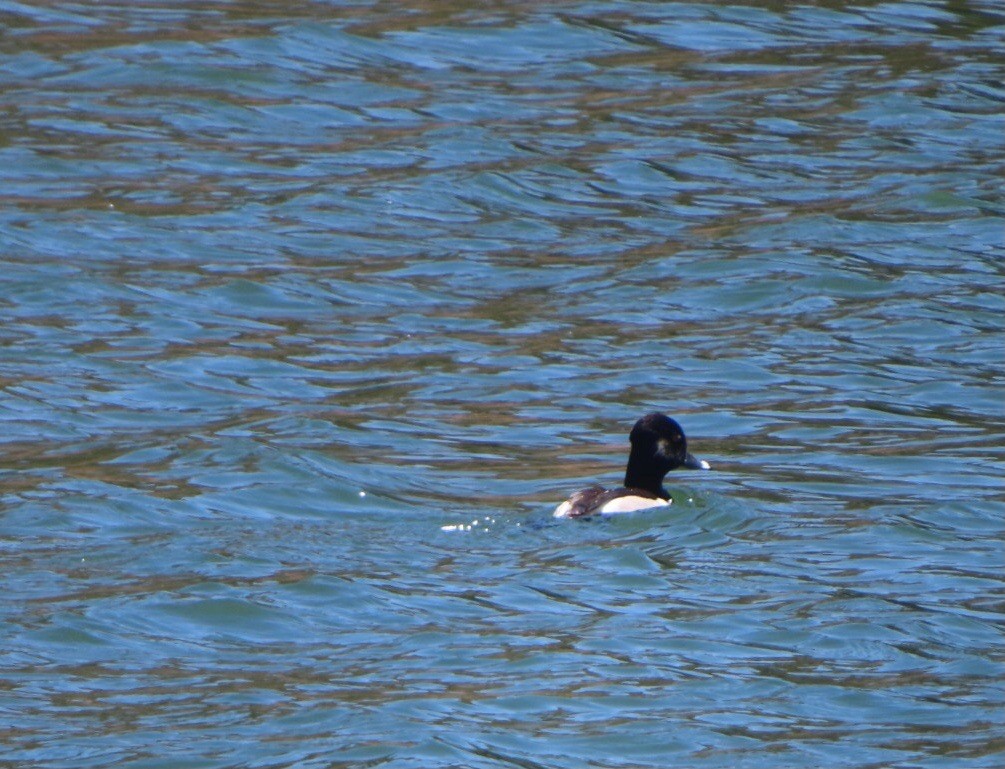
[658,437,683,456]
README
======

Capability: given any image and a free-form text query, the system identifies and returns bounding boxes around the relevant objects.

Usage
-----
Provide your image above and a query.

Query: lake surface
[1,1,1003,767]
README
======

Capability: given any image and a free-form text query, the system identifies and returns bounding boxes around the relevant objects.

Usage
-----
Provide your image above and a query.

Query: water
[2,1,1003,767]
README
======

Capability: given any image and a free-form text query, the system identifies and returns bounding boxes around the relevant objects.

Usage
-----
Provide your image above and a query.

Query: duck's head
[629,412,711,476]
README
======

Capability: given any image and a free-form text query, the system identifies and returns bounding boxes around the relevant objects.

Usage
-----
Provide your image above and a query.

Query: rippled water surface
[2,1,1003,767]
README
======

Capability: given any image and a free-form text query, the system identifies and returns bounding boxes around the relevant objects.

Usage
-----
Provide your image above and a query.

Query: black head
[624,413,709,493]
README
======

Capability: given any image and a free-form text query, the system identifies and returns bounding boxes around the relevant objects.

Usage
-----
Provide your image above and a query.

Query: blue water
[1,1,1003,767]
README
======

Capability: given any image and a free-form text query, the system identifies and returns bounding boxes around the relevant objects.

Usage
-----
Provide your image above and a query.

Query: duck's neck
[624,451,668,499]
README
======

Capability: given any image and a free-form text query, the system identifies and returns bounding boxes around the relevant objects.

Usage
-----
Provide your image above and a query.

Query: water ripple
[2,1,1003,767]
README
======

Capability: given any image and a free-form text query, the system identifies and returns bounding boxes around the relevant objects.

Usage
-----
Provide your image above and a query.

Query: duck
[553,412,710,518]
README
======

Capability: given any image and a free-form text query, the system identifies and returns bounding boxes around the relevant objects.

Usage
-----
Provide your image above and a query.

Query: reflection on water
[1,1,1003,767]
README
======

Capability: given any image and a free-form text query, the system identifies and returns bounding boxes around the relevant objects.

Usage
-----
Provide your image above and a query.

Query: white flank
[598,496,670,514]
[554,495,670,517]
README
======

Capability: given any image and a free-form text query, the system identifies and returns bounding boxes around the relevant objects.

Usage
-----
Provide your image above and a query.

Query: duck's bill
[684,452,711,470]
